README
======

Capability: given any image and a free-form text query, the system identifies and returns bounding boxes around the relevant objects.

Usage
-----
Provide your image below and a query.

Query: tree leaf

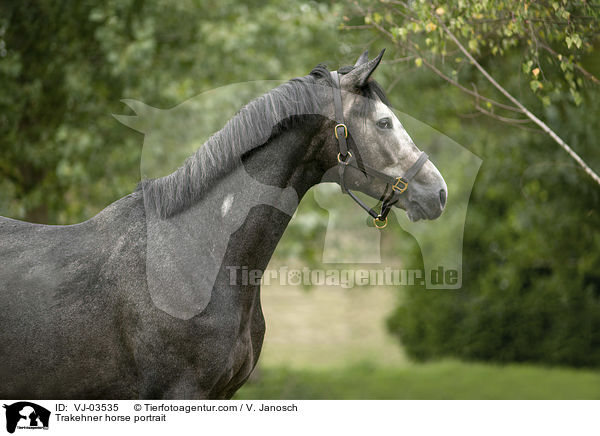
[565,36,572,49]
[530,80,543,92]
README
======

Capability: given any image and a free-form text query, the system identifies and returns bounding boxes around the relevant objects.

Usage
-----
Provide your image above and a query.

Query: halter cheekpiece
[331,71,429,229]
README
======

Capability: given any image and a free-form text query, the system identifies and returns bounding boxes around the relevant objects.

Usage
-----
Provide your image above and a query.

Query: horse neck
[219,116,328,273]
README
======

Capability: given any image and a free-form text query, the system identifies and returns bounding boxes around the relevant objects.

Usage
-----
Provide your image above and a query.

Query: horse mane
[140,63,388,218]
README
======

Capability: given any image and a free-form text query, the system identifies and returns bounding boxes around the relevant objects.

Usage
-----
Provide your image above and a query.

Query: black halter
[331,71,429,229]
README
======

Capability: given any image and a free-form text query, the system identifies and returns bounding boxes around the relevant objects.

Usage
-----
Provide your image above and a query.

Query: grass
[247,276,600,400]
[258,279,408,368]
[235,360,600,400]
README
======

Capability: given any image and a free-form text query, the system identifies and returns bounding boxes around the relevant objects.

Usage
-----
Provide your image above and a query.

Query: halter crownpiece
[330,70,429,229]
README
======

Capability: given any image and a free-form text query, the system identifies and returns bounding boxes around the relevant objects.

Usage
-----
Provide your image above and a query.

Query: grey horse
[0,51,446,399]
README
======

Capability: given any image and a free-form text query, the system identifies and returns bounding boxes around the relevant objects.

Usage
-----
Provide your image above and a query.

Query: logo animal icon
[3,402,50,434]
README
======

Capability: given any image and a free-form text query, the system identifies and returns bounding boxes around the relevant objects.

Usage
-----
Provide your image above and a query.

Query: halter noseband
[331,71,429,229]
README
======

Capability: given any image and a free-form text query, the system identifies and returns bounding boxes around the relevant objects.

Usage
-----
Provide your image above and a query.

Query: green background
[1,0,599,398]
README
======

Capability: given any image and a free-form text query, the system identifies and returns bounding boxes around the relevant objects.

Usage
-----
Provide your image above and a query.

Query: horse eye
[376,118,392,129]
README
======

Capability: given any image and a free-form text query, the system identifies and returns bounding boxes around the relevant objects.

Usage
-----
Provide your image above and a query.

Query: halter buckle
[337,151,353,165]
[392,177,408,194]
[334,123,348,139]
[373,216,388,229]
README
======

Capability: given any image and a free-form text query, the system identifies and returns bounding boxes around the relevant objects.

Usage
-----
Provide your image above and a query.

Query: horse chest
[206,294,265,398]
[134,287,265,399]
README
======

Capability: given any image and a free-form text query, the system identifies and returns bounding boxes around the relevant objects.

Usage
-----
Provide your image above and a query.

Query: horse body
[0,194,145,398]
[0,52,447,398]
[0,113,319,399]
[0,191,268,399]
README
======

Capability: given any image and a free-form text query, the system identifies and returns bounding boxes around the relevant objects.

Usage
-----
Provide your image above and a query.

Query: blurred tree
[2,0,599,368]
[340,1,600,367]
[347,0,600,184]
[0,0,347,223]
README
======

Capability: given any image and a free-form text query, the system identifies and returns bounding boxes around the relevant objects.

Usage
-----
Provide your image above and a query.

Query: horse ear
[354,50,369,67]
[343,48,385,88]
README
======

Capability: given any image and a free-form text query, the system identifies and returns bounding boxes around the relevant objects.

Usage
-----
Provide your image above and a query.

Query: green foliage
[352,0,599,107]
[2,0,599,371]
[345,2,600,367]
[235,361,600,399]
[388,122,600,366]
[0,0,345,224]
[337,0,600,368]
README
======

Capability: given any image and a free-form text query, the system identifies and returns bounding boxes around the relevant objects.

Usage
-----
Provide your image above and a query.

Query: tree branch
[435,14,600,187]
[384,56,417,64]
[355,8,525,114]
[537,38,600,84]
[415,48,524,113]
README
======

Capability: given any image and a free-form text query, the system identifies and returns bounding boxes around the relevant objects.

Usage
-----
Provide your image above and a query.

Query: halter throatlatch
[331,71,429,229]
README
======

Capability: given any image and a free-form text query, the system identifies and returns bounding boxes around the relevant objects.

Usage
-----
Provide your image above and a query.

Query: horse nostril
[439,189,446,208]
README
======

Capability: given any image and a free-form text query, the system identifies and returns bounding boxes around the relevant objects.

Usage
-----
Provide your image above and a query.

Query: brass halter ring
[334,123,348,139]
[337,151,353,165]
[392,177,409,194]
[373,216,388,229]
